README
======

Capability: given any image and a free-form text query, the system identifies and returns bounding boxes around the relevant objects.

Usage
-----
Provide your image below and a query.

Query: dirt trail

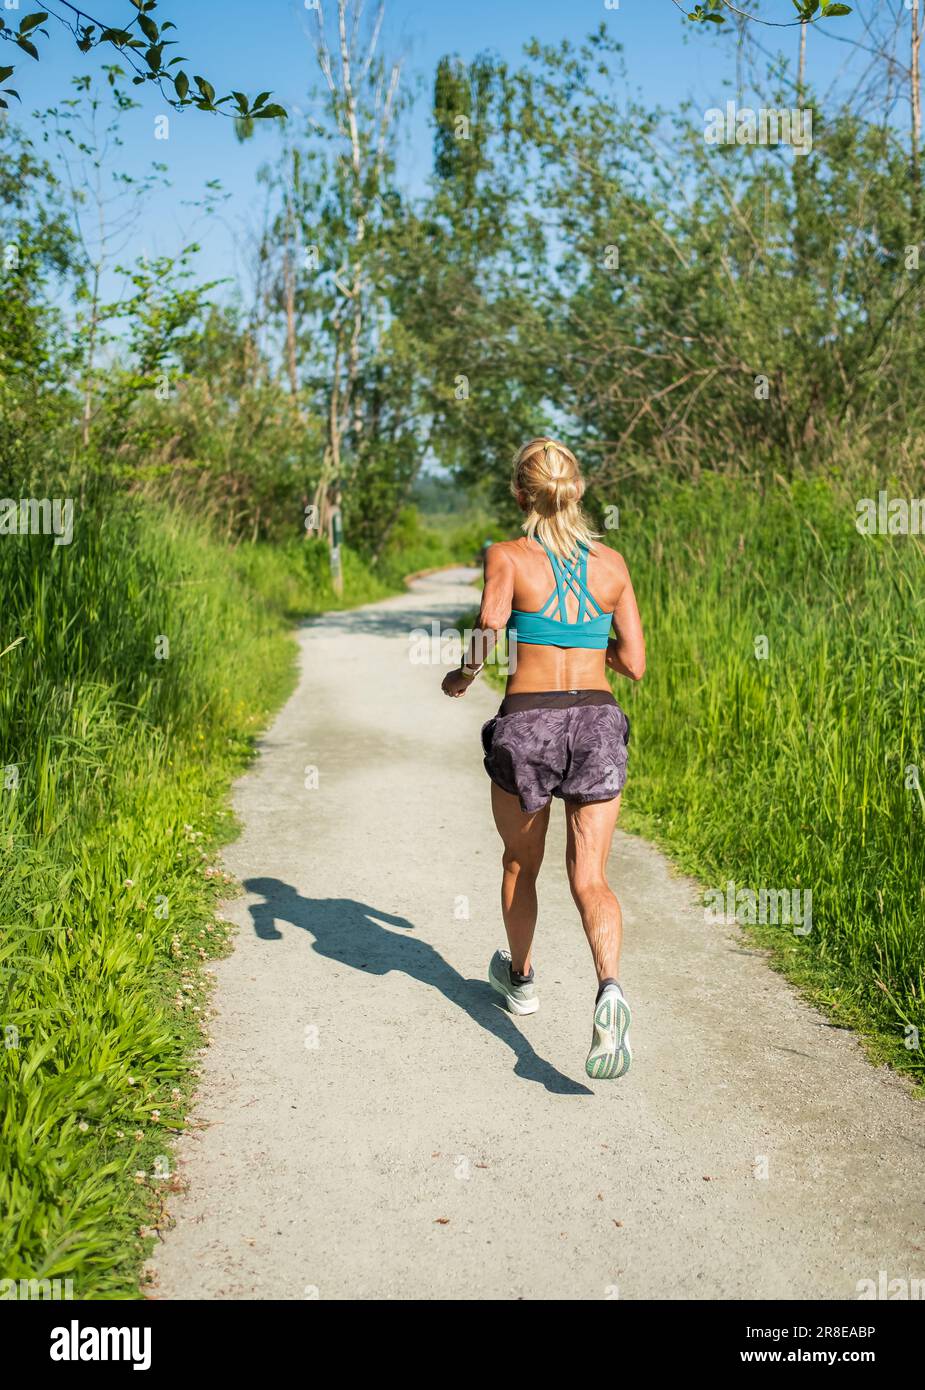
[151,568,923,1301]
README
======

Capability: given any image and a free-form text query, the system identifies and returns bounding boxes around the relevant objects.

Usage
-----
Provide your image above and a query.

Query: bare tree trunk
[283,239,299,399]
[736,15,747,107]
[311,455,331,543]
[328,486,344,596]
[798,20,808,103]
[282,147,301,400]
[338,0,367,445]
[310,323,346,544]
[327,324,344,499]
[912,0,922,193]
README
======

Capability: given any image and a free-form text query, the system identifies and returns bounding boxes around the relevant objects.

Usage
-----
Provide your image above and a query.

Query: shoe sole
[586,993,632,1079]
[488,965,539,1015]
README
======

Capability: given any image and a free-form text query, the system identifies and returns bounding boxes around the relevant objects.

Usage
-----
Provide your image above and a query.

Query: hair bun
[510,437,595,555]
[534,470,581,515]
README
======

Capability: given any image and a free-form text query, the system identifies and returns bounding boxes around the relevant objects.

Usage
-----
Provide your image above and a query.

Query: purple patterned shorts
[481,689,631,814]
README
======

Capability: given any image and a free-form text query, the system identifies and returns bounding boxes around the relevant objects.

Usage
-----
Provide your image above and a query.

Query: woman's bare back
[495,538,629,695]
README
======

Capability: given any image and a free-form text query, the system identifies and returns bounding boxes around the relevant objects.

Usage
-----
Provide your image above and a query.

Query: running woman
[441,439,646,1079]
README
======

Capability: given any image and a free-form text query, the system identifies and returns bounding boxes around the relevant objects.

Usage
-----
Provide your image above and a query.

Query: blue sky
[12,0,880,297]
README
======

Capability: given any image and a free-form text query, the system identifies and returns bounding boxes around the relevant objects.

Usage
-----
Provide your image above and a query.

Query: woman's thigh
[490,783,551,867]
[564,795,622,884]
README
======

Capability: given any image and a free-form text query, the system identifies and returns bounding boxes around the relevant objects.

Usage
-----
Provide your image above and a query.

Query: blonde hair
[511,437,599,559]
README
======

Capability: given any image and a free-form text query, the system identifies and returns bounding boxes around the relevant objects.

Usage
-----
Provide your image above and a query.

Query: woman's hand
[605,637,630,674]
[442,668,473,699]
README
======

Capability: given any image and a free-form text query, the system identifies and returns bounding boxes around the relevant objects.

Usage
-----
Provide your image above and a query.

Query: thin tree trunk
[283,183,299,398]
[328,485,344,596]
[311,324,346,544]
[81,262,101,448]
[912,0,922,194]
[311,456,331,543]
[798,21,808,103]
[284,249,298,398]
[339,0,367,445]
[328,325,344,491]
[736,15,746,108]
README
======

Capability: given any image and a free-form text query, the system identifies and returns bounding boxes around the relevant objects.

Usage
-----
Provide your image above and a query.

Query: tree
[251,0,406,571]
[404,54,550,498]
[445,25,925,489]
[306,0,402,559]
[40,69,169,447]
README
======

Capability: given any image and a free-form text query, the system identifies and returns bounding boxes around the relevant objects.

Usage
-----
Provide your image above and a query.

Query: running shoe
[586,982,632,1079]
[488,948,538,1015]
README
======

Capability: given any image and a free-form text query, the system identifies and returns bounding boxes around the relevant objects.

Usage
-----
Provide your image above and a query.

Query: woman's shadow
[244,878,590,1095]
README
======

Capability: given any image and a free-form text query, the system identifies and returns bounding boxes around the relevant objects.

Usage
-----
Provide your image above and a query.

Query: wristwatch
[460,662,484,681]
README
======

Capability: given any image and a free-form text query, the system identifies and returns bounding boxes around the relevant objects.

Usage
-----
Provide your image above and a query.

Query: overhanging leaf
[18,12,49,35]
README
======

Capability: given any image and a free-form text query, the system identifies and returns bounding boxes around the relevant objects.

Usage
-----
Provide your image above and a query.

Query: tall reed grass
[0,497,403,1295]
[616,474,924,1074]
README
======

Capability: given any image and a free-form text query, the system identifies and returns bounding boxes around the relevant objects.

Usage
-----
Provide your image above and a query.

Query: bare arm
[606,560,646,681]
[441,544,514,699]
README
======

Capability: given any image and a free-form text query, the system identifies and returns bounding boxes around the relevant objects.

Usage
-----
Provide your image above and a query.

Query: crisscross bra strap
[537,543,606,622]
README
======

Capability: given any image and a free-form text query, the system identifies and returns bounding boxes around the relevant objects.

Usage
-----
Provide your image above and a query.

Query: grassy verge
[0,499,459,1298]
[474,475,924,1083]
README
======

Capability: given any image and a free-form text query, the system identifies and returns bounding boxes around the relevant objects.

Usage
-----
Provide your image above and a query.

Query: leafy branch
[680,1,852,27]
[0,0,287,117]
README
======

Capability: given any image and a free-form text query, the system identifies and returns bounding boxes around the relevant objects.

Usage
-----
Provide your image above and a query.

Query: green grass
[0,498,444,1297]
[477,475,924,1080]
[617,474,924,1077]
[8,470,918,1299]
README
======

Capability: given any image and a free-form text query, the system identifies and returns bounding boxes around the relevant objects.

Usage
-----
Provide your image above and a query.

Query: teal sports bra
[507,542,613,650]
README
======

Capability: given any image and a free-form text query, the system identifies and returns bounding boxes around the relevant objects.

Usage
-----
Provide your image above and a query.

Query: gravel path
[150,568,923,1301]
